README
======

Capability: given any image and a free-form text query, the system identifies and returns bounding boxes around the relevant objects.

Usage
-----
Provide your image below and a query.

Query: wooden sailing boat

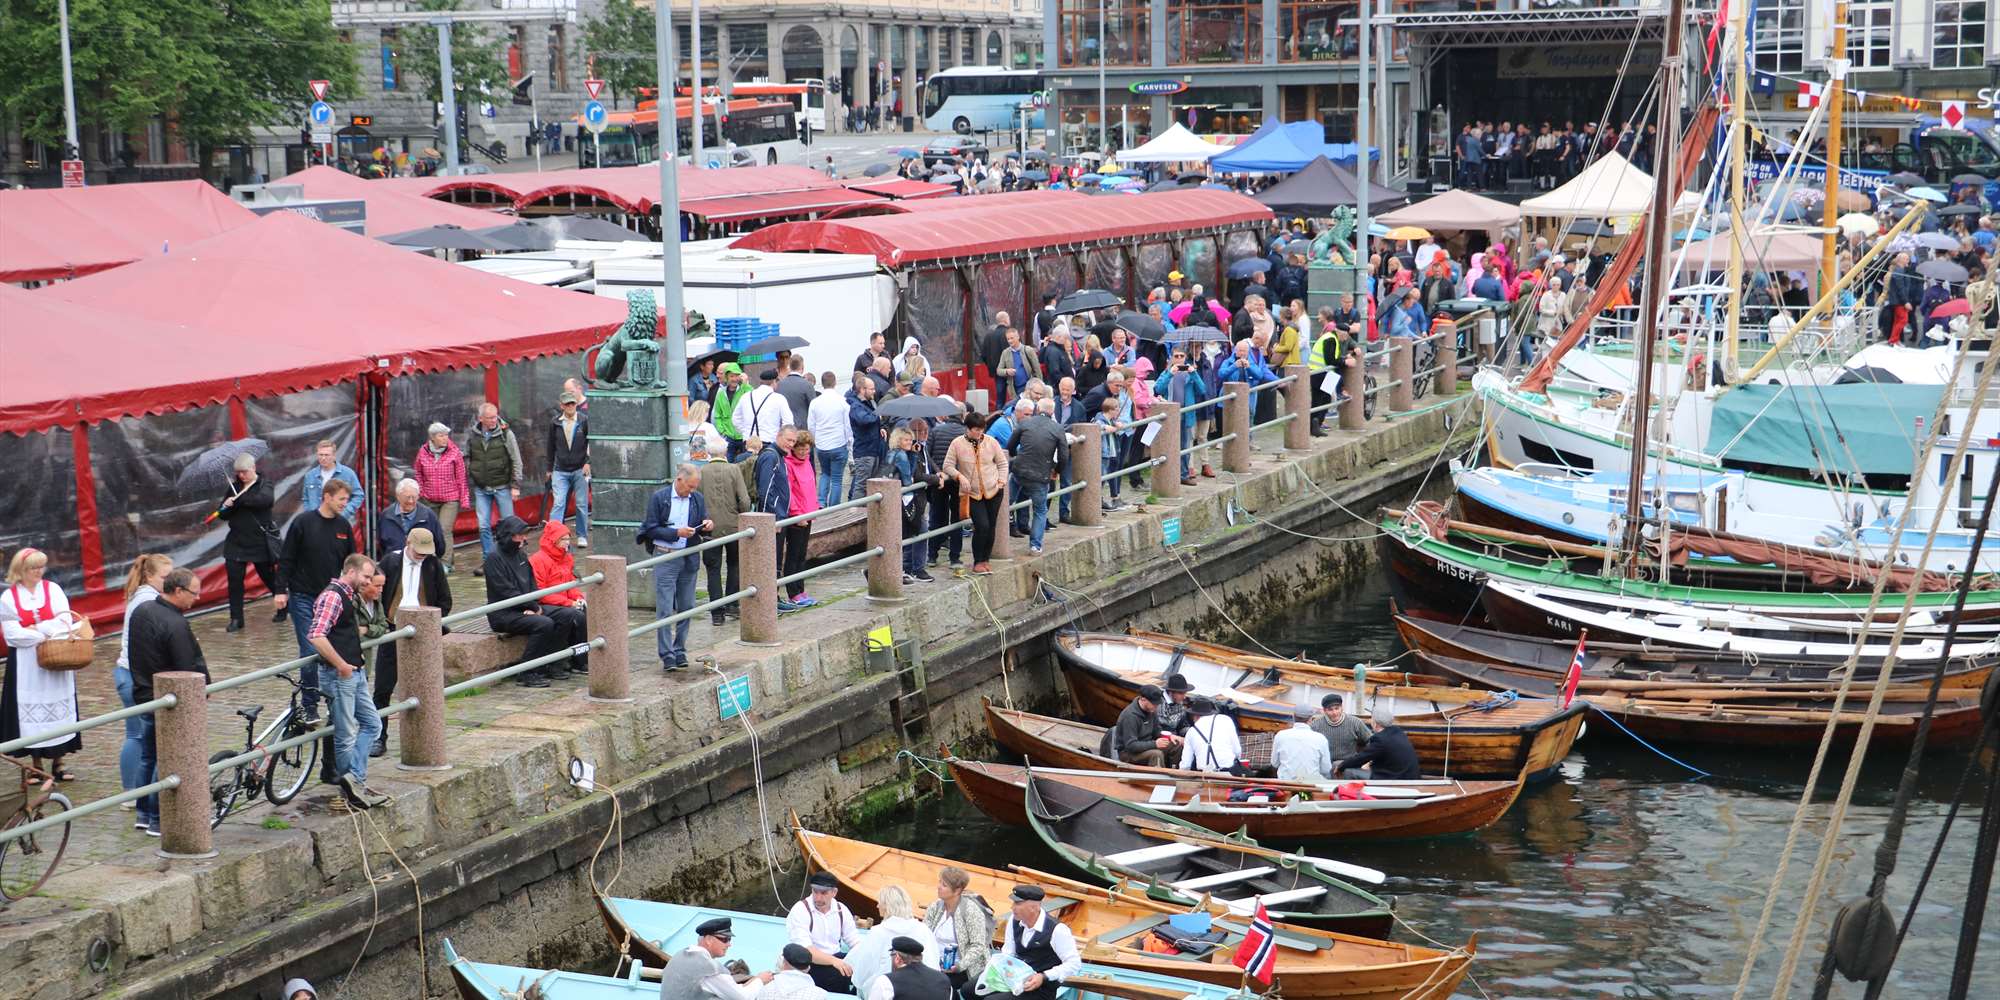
[792,824,1478,1000]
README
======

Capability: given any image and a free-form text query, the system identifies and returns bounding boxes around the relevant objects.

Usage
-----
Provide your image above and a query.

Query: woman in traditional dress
[1,548,81,780]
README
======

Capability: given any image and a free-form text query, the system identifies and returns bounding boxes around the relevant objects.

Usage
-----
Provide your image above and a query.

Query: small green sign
[1161,516,1182,545]
[717,674,753,720]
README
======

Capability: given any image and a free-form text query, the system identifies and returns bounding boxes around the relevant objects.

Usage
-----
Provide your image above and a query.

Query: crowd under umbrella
[876,394,962,421]
[1227,257,1273,279]
[1938,203,1984,217]
[178,438,271,500]
[862,162,895,177]
[1951,173,1989,186]
[738,333,811,361]
[1918,258,1970,283]
[1884,171,1928,187]
[1022,150,1049,162]
[380,223,505,252]
[1836,212,1881,236]
[1914,231,1964,252]
[1931,298,1973,319]
[1163,324,1230,347]
[1112,310,1166,342]
[1020,169,1050,182]
[1054,289,1121,315]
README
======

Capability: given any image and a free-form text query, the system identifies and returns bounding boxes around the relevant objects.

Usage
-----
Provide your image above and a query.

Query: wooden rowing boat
[1577,685,1991,750]
[445,937,660,1000]
[1022,770,1394,936]
[793,826,1476,1000]
[1054,633,1586,781]
[1392,614,1998,690]
[590,897,1245,1000]
[949,757,1527,841]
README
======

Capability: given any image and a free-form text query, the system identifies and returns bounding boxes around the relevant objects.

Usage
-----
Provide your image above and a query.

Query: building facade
[1038,0,1415,162]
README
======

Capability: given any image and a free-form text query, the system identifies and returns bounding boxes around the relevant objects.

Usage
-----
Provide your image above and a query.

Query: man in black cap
[1311,692,1374,777]
[759,944,828,1000]
[1335,706,1422,780]
[786,870,860,993]
[864,936,952,1000]
[1101,683,1179,767]
[1154,674,1195,736]
[1000,885,1079,1000]
[659,916,774,1000]
[1177,695,1242,775]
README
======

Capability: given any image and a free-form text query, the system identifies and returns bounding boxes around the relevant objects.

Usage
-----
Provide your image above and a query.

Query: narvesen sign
[1976,87,1999,111]
[1129,79,1189,96]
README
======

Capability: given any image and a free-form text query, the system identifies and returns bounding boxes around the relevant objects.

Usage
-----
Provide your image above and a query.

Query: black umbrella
[1562,219,1616,237]
[1145,178,1182,193]
[380,224,503,251]
[1951,173,1988,186]
[1227,257,1271,279]
[178,438,271,500]
[687,346,738,369]
[738,334,811,359]
[476,221,556,252]
[1113,311,1167,342]
[1023,150,1049,162]
[1164,324,1230,346]
[877,394,963,421]
[1055,289,1121,315]
[1918,258,1970,283]
[1938,203,1984,216]
[1835,366,1905,385]
[1884,171,1927,187]
[1019,169,1050,182]
[863,162,894,177]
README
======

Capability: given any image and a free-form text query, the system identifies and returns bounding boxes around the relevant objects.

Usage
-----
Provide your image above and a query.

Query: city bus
[920,67,1045,135]
[682,80,827,134]
[578,98,805,168]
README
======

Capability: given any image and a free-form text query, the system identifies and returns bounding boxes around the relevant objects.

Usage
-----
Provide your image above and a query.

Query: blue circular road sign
[309,101,333,126]
[582,99,608,133]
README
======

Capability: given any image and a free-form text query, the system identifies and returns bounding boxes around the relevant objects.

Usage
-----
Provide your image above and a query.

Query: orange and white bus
[579,96,804,168]
[680,79,827,134]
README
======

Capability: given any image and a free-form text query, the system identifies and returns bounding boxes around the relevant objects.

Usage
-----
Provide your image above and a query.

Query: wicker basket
[36,612,94,671]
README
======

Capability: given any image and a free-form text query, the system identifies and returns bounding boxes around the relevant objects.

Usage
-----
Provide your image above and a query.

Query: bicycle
[1,754,71,904]
[209,673,320,829]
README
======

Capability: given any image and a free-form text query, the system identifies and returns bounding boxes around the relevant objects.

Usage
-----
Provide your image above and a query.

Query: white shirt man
[1178,700,1243,773]
[786,873,861,991]
[733,373,793,444]
[759,945,829,1000]
[1000,885,1081,997]
[658,917,771,1000]
[807,375,853,451]
[1270,718,1332,782]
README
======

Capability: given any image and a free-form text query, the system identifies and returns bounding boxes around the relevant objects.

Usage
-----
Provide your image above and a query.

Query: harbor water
[720,576,1998,998]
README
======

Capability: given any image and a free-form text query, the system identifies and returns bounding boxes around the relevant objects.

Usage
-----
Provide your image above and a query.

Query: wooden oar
[1120,817,1389,886]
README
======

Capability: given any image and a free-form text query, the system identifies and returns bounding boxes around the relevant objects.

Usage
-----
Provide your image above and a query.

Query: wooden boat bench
[1095,914,1170,945]
[1101,842,1209,866]
[1169,866,1277,892]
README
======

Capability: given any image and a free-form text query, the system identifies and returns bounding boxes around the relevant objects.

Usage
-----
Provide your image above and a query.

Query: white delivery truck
[593,240,895,372]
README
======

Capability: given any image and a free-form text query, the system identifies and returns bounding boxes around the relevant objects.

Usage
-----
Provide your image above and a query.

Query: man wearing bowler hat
[787,870,861,993]
[865,936,952,1000]
[659,916,773,1000]
[1154,674,1196,736]
[1000,885,1079,1000]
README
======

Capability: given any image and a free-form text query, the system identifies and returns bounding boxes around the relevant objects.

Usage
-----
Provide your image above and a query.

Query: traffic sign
[311,128,333,145]
[308,101,334,127]
[584,78,605,100]
[1942,100,1968,130]
[309,79,330,101]
[60,159,84,188]
[582,99,609,134]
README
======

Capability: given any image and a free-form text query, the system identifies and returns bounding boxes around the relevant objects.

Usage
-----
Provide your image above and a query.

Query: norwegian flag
[1232,902,1278,985]
[1797,81,1824,109]
[1562,629,1588,709]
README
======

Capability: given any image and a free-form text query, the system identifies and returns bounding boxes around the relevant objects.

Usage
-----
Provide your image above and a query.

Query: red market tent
[266,165,510,235]
[0,179,257,283]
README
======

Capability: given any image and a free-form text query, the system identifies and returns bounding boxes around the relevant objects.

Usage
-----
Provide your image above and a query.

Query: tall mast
[1724,0,1749,354]
[1820,1,1847,292]
[1624,0,1684,575]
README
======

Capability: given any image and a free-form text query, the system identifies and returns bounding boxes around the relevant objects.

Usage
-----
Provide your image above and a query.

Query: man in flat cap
[786,870,861,993]
[1101,683,1179,767]
[1000,886,1079,1000]
[659,917,773,1000]
[1154,674,1195,736]
[865,936,952,1000]
[1312,692,1374,777]
[758,944,828,1000]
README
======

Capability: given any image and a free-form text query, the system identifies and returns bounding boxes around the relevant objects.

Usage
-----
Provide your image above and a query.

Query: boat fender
[1827,895,1898,983]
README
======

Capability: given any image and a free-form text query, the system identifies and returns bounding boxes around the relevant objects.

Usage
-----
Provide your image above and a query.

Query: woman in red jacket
[529,521,585,609]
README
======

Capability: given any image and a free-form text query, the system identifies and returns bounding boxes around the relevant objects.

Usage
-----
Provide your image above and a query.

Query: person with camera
[1151,348,1212,485]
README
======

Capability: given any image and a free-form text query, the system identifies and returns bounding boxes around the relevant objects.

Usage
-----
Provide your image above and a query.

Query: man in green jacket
[694,438,751,626]
[712,362,753,460]
[464,403,523,576]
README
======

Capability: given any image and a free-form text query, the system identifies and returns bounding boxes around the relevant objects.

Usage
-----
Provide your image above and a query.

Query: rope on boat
[1584,702,1712,779]
[970,578,1018,710]
[896,749,955,784]
[450,953,556,1000]
[705,660,789,909]
[332,804,432,997]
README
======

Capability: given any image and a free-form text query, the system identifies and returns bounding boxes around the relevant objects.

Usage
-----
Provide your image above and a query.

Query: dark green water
[721,575,1998,997]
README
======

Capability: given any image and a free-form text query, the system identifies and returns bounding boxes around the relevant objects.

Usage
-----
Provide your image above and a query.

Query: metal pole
[531,84,543,171]
[56,0,79,157]
[1355,0,1370,266]
[1097,0,1106,155]
[656,0,689,469]
[1820,0,1847,294]
[1622,0,1683,576]
[691,0,705,169]
[1373,0,1389,185]
[1723,0,1748,356]
[436,19,460,170]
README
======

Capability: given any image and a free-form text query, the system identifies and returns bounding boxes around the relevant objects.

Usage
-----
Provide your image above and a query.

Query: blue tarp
[1211,118,1380,174]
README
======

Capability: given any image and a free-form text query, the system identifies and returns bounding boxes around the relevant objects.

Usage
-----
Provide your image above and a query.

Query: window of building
[1933,0,1987,69]
[1056,0,1150,69]
[1752,0,1805,74]
[548,24,569,90]
[1168,0,1262,65]
[380,28,400,91]
[1280,1,1357,62]
[510,25,527,80]
[1847,1,1893,69]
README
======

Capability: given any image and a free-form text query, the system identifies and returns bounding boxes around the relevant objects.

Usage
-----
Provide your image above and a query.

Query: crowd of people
[1454,118,1659,192]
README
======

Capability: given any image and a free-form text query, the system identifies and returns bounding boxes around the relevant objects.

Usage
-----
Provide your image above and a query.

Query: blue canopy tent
[1212,118,1380,173]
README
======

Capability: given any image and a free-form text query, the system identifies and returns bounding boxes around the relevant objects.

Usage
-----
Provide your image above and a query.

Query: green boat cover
[1705,382,1942,477]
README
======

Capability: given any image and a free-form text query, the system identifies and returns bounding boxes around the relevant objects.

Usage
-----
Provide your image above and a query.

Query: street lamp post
[1097,0,1106,155]
[56,0,80,159]
[435,19,460,170]
[656,0,689,466]
[691,0,704,169]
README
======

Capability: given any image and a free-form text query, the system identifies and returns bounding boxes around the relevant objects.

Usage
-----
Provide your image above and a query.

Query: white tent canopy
[1521,151,1655,219]
[1114,123,1230,164]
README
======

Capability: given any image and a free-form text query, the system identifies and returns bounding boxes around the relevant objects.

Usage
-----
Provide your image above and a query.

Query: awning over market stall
[1376,188,1522,233]
[22,211,628,433]
[839,177,955,200]
[1675,230,1825,274]
[1252,156,1405,216]
[1520,151,1654,219]
[264,165,509,235]
[1210,119,1378,173]
[0,179,258,283]
[685,187,887,223]
[1114,123,1230,164]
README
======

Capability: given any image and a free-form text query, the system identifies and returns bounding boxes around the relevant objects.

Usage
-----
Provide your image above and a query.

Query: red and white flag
[1941,101,1968,130]
[1232,902,1278,985]
[1562,629,1588,709]
[1797,81,1824,109]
